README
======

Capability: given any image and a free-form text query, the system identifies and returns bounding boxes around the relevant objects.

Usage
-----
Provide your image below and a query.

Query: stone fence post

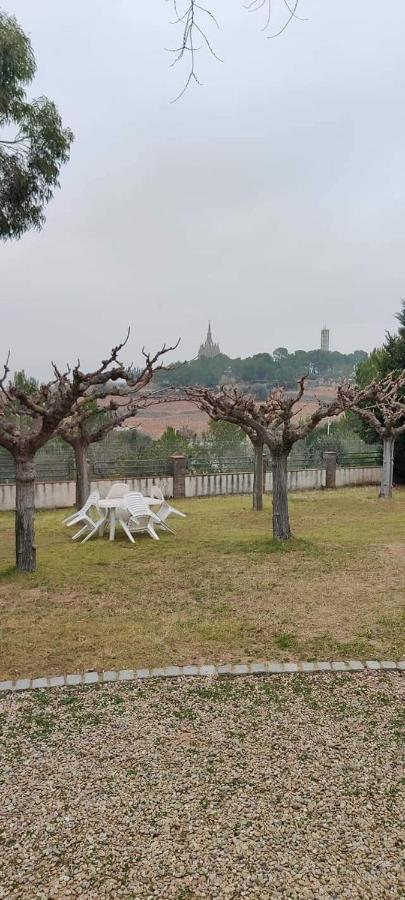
[170,454,187,499]
[323,451,337,489]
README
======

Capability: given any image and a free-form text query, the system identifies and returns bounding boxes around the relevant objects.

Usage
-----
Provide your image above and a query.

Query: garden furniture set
[63,483,186,543]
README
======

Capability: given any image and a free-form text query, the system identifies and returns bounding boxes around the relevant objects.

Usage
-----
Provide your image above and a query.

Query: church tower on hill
[198,322,221,359]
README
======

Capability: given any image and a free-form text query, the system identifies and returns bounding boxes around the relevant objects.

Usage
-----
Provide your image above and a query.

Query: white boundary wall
[185,466,382,498]
[0,466,382,511]
[335,466,382,487]
[0,477,173,512]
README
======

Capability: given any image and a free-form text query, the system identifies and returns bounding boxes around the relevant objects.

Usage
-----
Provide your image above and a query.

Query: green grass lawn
[0,487,404,678]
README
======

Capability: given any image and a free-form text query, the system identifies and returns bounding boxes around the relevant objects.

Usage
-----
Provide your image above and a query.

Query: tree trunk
[15,455,36,573]
[74,440,91,509]
[272,450,292,540]
[252,441,264,511]
[380,436,395,499]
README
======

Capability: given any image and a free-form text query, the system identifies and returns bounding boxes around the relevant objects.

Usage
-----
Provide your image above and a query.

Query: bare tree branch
[0,334,180,458]
[186,375,338,452]
[57,339,181,448]
[186,375,341,540]
[338,371,405,439]
[168,0,303,99]
[0,351,11,397]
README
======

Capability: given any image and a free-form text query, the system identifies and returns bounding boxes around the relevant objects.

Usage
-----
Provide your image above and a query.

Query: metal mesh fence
[0,441,383,484]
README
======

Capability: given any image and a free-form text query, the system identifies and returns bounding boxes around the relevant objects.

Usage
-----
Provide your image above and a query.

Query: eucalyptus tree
[0,10,73,239]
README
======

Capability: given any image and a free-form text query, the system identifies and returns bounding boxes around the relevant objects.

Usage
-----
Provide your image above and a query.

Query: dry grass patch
[0,488,404,678]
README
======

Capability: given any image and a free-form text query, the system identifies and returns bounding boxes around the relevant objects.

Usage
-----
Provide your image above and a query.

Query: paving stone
[268,662,283,673]
[231,664,250,675]
[31,677,49,689]
[102,671,118,682]
[14,679,31,691]
[84,671,99,684]
[199,665,217,676]
[2,658,398,693]
[118,669,135,681]
[66,674,82,686]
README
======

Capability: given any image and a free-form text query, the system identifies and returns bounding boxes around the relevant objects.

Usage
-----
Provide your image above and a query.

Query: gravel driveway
[0,673,403,899]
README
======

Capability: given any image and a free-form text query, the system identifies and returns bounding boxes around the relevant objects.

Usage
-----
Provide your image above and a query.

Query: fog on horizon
[1,0,404,380]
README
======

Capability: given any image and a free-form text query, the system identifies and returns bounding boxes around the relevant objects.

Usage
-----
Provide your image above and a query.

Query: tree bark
[252,440,264,511]
[74,440,91,509]
[380,436,395,499]
[272,450,292,540]
[15,455,36,573]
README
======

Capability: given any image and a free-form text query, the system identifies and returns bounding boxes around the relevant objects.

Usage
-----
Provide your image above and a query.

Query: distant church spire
[198,321,221,359]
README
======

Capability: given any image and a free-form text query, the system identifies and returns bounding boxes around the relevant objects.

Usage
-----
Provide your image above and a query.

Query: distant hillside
[131,385,342,439]
[157,348,368,391]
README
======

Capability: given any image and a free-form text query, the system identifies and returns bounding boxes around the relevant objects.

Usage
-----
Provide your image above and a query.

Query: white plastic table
[98,497,161,541]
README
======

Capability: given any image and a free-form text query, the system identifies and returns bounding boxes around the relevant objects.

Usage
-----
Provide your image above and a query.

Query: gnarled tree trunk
[252,440,264,511]
[73,440,90,509]
[271,449,292,540]
[14,455,36,572]
[380,436,395,499]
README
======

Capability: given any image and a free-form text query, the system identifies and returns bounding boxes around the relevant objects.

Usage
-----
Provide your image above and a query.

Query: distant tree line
[157,348,368,391]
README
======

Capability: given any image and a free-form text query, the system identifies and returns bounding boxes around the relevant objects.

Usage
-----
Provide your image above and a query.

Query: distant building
[198,322,221,359]
[219,365,236,387]
[321,326,330,352]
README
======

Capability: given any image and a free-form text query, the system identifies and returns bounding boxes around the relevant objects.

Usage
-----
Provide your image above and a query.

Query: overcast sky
[1,0,404,378]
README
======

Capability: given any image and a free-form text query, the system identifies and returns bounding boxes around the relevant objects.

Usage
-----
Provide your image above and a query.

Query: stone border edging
[0,659,404,693]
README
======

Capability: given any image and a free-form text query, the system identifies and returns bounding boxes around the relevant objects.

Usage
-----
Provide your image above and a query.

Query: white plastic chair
[119,492,160,543]
[149,485,186,526]
[79,511,108,543]
[62,491,102,541]
[106,482,128,499]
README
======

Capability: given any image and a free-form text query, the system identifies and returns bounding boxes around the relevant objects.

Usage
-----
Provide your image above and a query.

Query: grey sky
[1,0,404,379]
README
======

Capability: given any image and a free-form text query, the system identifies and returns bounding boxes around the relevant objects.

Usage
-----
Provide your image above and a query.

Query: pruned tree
[186,377,341,538]
[58,351,174,508]
[0,10,73,240]
[58,401,136,510]
[0,336,176,572]
[339,371,405,498]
